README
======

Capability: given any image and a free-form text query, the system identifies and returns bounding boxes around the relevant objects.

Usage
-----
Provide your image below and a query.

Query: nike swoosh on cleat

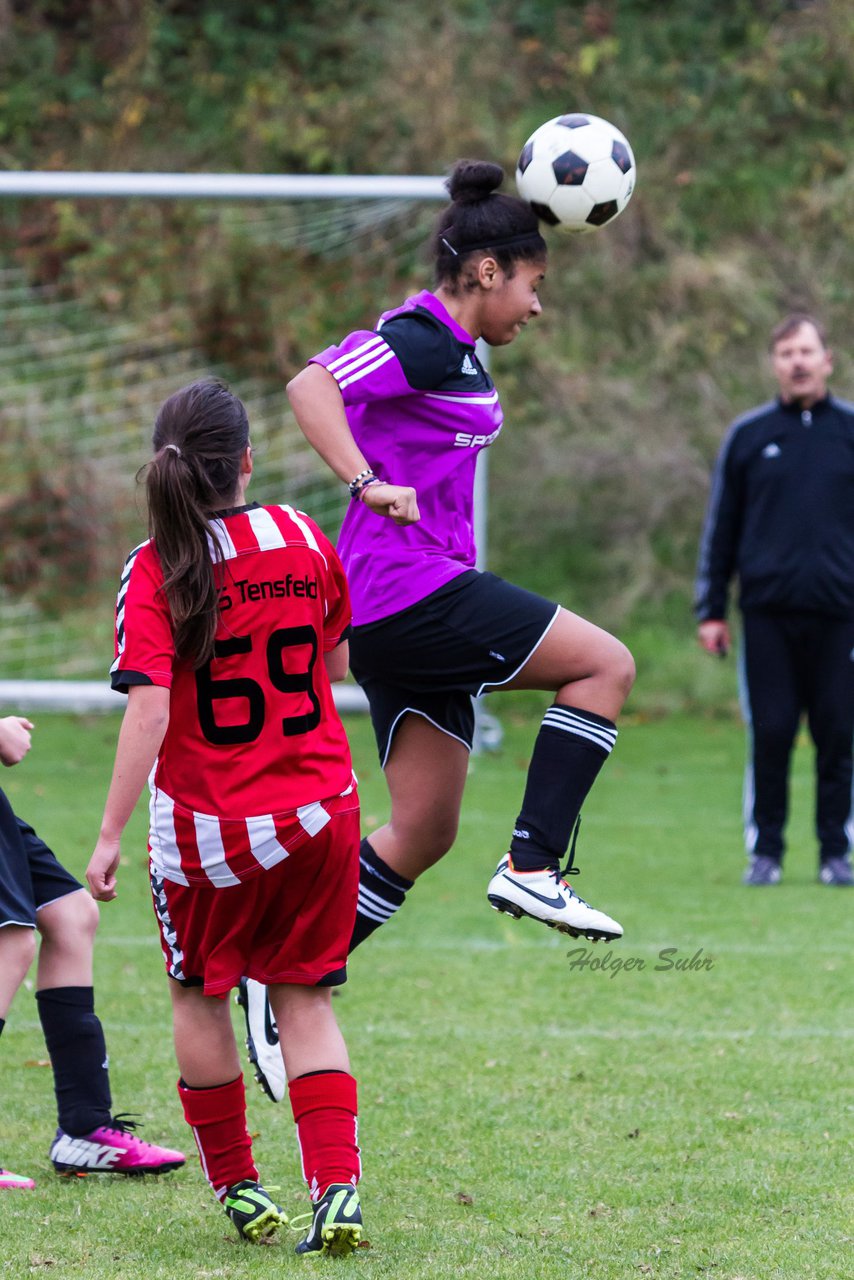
[502,877,567,909]
[263,994,279,1047]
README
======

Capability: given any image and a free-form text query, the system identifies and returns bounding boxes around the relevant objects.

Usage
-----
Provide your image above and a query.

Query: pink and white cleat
[50,1115,185,1176]
[1,1167,35,1190]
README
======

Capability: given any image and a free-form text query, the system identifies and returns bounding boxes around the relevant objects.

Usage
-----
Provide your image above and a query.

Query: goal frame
[0,171,492,724]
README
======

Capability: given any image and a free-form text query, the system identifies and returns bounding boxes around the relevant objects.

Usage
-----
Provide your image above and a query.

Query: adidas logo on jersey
[460,354,478,376]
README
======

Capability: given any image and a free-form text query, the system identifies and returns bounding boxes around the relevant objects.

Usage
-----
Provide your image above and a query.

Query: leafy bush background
[0,0,851,659]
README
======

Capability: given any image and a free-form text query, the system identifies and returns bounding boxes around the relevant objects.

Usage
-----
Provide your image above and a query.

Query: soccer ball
[516,113,636,233]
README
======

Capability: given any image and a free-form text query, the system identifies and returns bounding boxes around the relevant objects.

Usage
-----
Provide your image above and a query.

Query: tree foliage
[1,0,852,622]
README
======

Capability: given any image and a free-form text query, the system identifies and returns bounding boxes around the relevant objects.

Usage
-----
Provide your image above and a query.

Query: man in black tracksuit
[695,313,854,886]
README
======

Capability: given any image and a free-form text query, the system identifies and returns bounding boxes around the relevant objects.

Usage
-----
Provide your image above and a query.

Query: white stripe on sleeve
[338,347,396,390]
[326,335,385,375]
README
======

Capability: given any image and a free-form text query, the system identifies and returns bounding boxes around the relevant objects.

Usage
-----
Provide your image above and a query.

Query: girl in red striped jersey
[86,379,364,1256]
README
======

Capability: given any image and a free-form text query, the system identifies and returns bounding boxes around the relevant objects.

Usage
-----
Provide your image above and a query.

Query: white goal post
[0,171,492,728]
[0,173,447,200]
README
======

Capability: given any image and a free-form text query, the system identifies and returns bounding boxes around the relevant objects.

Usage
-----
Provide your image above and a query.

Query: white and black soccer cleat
[487,855,623,942]
[236,978,286,1103]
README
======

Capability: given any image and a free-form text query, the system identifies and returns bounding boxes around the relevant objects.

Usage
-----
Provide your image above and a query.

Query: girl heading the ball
[283,156,635,955]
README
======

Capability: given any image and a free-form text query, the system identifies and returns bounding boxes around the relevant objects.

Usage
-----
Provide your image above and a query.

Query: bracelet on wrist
[347,469,376,498]
[356,476,384,502]
[348,470,386,500]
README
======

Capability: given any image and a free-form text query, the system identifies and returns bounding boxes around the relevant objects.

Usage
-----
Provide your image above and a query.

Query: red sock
[288,1071,360,1202]
[177,1075,258,1201]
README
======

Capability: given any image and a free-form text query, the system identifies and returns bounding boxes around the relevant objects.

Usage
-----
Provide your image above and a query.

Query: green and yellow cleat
[294,1183,363,1257]
[224,1179,287,1243]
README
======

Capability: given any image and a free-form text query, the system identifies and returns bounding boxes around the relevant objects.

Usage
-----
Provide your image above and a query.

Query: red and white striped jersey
[111,503,355,887]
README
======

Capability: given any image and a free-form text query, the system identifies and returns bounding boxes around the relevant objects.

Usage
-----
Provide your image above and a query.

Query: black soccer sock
[509,704,617,871]
[349,838,414,952]
[36,986,112,1137]
[0,1017,5,1036]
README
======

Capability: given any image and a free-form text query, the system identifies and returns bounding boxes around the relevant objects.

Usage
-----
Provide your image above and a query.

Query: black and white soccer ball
[516,113,636,233]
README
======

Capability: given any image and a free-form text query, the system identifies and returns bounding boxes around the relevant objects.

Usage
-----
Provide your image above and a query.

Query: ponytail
[145,379,249,666]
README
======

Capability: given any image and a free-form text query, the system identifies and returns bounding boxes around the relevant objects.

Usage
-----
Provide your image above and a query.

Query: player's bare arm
[324,639,350,684]
[287,363,419,526]
[87,684,170,900]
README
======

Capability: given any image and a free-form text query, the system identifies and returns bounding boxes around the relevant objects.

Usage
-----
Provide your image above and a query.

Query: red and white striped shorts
[150,798,359,997]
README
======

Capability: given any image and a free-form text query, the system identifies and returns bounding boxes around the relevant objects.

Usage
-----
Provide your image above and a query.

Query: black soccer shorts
[349,570,559,766]
[0,787,84,928]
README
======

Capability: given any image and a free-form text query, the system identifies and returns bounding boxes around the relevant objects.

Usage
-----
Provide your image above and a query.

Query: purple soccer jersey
[310,290,504,626]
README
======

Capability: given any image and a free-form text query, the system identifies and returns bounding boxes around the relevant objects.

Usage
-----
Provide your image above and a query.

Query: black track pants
[740,610,854,861]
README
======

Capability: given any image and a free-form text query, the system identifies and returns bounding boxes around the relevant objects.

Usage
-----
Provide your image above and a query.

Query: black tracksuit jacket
[695,394,854,621]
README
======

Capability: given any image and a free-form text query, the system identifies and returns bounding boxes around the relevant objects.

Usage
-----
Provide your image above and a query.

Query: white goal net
[0,177,445,710]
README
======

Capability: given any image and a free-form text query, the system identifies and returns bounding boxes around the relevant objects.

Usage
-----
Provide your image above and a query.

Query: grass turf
[0,705,851,1278]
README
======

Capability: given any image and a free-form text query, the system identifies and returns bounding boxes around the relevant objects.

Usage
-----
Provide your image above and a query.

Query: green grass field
[1,706,851,1279]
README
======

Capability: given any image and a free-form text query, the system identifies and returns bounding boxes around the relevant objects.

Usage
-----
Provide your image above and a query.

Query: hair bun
[446,159,504,205]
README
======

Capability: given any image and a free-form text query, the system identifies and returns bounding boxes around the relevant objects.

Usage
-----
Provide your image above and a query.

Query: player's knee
[1,925,37,981]
[610,639,636,700]
[590,635,634,705]
[78,890,101,940]
[16,925,38,970]
[394,811,458,866]
[41,888,99,946]
[427,816,459,861]
[68,888,100,941]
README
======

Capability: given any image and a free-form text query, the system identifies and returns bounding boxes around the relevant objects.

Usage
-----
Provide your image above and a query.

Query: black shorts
[0,787,83,929]
[349,570,559,766]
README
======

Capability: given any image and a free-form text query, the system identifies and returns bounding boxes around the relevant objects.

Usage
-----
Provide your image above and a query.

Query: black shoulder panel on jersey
[378,310,457,390]
[380,306,494,394]
[110,670,154,695]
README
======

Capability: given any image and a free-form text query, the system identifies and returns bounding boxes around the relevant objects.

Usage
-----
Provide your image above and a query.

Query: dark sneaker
[224,1179,287,1243]
[236,977,285,1103]
[294,1183,363,1257]
[742,855,782,886]
[50,1116,185,1175]
[819,856,854,886]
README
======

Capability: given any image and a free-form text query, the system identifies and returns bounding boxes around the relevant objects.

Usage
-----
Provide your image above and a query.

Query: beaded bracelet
[347,469,376,498]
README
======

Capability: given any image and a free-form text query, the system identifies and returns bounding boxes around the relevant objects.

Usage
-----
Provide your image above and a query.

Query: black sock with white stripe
[349,838,414,952]
[509,704,617,871]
